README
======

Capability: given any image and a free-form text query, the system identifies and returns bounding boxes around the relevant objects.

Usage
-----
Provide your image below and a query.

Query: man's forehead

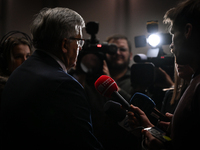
[109,38,128,45]
[75,25,83,36]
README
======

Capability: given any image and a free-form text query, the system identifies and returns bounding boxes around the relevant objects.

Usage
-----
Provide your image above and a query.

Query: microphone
[94,75,130,110]
[103,100,144,137]
[130,92,170,122]
[103,100,132,132]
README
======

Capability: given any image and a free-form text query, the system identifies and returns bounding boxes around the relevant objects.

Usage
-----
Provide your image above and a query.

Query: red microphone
[94,75,130,110]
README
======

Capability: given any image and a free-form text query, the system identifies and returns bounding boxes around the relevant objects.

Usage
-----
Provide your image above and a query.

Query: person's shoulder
[57,73,84,91]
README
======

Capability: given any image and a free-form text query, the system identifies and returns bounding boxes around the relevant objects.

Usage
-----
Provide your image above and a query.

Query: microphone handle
[111,91,130,110]
[111,91,141,120]
[111,91,170,123]
[151,108,170,122]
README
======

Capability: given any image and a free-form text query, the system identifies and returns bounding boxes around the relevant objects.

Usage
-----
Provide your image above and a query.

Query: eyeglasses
[117,47,128,52]
[69,37,85,47]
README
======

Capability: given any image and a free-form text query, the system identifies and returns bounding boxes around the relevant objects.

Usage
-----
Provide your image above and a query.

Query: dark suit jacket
[1,50,103,149]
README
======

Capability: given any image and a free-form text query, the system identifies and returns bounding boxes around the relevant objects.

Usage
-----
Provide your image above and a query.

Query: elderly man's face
[64,27,83,70]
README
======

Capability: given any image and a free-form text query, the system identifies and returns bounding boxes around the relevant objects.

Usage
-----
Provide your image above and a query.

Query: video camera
[131,21,175,110]
[131,21,174,88]
[76,22,117,74]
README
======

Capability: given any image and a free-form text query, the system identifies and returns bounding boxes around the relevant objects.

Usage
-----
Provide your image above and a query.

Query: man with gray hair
[1,7,103,149]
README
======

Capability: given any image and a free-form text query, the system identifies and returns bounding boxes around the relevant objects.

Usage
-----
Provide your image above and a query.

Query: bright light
[147,34,161,47]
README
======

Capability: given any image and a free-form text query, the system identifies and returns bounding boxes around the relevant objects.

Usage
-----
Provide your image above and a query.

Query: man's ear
[61,38,69,53]
[185,23,193,39]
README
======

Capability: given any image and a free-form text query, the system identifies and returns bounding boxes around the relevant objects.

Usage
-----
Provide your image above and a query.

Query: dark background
[0,0,180,64]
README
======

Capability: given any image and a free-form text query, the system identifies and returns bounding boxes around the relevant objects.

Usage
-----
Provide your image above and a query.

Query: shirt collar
[38,50,67,73]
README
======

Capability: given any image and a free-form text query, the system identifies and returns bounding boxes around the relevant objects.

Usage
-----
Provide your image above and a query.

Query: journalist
[0,7,103,149]
[104,34,134,100]
[128,0,200,149]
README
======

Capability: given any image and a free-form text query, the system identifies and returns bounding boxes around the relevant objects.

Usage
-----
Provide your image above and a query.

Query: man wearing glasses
[1,7,103,149]
[104,34,134,100]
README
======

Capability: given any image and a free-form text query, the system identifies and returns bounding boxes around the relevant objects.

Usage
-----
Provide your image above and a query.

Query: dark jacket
[0,50,103,149]
[171,71,200,150]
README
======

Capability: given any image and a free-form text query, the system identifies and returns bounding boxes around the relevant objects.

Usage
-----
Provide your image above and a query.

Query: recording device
[131,62,155,88]
[143,127,171,143]
[94,75,130,110]
[103,100,145,138]
[130,92,170,122]
[103,100,171,141]
[133,53,174,67]
[76,22,117,74]
[133,21,174,84]
[103,100,132,132]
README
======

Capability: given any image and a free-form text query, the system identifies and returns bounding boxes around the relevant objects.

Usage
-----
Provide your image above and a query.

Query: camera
[76,22,117,75]
[131,21,174,110]
[131,21,174,88]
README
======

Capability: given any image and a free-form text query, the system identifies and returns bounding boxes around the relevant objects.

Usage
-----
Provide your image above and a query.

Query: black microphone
[104,100,144,137]
[103,100,132,132]
[130,92,170,122]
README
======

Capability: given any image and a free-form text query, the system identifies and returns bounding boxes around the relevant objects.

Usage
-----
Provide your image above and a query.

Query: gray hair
[31,7,85,51]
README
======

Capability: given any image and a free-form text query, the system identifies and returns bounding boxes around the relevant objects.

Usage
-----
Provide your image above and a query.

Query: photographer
[128,0,200,149]
[104,34,135,100]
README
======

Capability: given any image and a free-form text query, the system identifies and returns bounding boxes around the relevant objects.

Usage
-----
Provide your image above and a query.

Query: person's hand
[142,130,165,150]
[128,105,154,129]
[159,112,173,131]
[102,60,110,76]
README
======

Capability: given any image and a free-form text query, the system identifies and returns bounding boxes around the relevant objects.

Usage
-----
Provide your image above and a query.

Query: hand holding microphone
[130,92,170,122]
[103,100,132,132]
[95,75,169,122]
[104,100,152,138]
[94,75,154,128]
[96,75,172,148]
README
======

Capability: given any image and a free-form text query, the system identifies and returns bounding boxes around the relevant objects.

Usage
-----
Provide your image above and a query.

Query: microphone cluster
[94,75,171,140]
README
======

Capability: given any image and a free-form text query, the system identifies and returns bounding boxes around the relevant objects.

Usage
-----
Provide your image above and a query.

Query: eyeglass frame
[68,37,85,47]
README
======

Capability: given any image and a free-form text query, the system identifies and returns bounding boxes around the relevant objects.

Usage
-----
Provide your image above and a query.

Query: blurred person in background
[0,32,32,103]
[104,34,134,100]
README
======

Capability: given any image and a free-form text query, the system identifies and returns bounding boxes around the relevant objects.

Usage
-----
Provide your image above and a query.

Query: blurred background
[0,0,180,64]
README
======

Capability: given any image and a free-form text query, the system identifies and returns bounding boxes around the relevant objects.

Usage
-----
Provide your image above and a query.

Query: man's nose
[116,48,121,54]
[170,43,174,53]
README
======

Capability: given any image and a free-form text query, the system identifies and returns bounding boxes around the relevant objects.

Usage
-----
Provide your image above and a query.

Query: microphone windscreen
[130,92,155,115]
[94,75,118,97]
[103,100,126,122]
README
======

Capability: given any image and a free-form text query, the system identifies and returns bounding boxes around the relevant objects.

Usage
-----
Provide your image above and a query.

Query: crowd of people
[0,0,199,149]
